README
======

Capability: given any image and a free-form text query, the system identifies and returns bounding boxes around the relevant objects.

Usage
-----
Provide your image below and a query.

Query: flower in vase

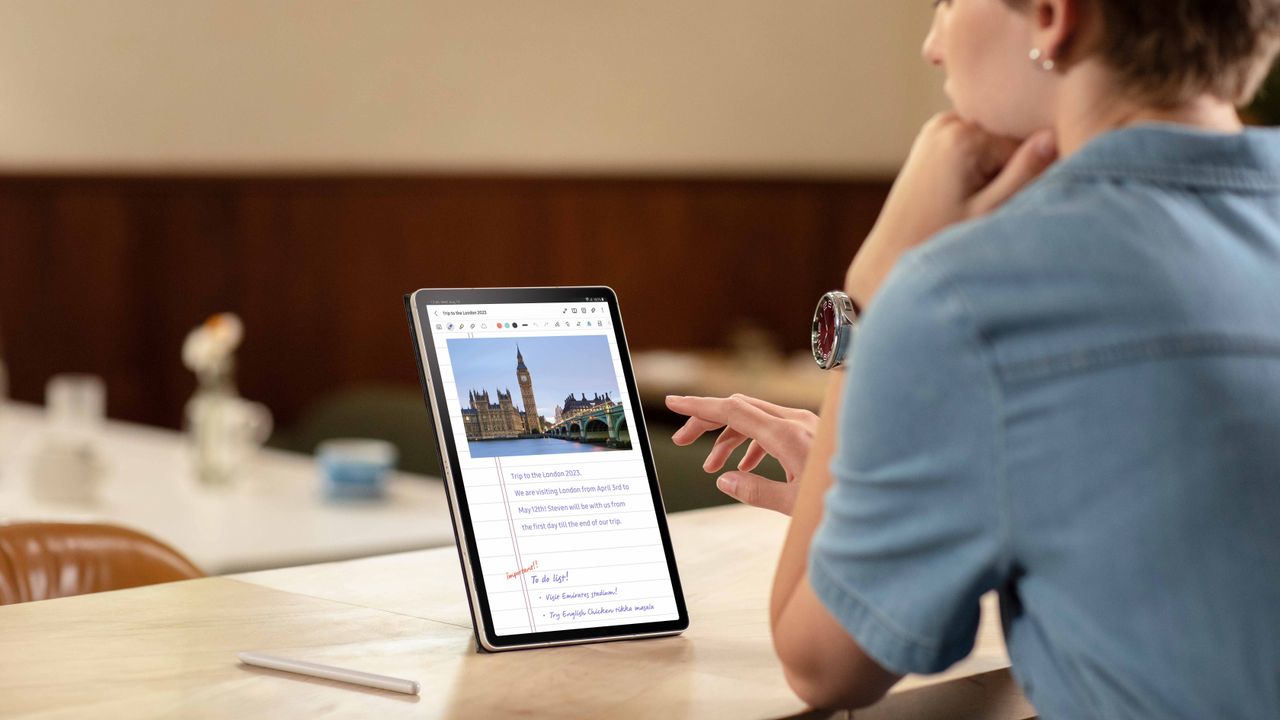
[182,313,243,384]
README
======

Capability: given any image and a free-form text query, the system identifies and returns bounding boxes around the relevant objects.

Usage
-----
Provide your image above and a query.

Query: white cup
[46,373,106,449]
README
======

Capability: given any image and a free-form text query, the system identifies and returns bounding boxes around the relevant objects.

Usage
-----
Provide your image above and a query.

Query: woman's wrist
[844,232,905,309]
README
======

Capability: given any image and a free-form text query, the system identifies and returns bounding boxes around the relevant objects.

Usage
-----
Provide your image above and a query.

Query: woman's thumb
[716,472,795,515]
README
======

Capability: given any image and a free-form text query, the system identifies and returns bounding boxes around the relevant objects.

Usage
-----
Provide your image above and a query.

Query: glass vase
[185,369,271,487]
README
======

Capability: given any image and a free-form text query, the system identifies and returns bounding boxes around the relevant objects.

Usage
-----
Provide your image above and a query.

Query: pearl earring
[1029,48,1056,71]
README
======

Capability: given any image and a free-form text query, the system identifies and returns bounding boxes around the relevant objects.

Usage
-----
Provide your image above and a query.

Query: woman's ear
[1031,0,1083,68]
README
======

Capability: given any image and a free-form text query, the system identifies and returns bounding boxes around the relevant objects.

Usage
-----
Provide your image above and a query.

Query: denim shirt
[810,124,1280,719]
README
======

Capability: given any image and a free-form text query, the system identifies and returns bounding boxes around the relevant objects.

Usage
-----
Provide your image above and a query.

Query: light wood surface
[0,504,1036,719]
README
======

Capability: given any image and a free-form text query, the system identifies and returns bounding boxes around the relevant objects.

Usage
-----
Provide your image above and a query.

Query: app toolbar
[434,319,607,333]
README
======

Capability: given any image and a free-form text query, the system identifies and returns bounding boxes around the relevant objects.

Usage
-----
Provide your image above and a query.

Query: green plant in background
[1247,63,1280,125]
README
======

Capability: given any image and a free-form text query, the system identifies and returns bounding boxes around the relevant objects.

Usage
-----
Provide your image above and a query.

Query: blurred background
[0,0,940,428]
[16,1,1270,579]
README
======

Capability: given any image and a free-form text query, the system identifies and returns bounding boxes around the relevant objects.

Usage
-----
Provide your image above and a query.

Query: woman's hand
[845,112,1057,306]
[665,394,819,515]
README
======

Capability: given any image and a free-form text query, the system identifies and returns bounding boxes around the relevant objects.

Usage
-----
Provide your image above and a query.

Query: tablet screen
[416,292,683,642]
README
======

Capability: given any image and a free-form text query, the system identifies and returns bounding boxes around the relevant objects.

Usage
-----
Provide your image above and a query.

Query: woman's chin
[957,107,1040,141]
[943,102,988,130]
[938,91,1046,140]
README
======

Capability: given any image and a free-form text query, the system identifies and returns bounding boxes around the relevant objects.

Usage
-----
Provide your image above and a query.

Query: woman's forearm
[769,371,846,626]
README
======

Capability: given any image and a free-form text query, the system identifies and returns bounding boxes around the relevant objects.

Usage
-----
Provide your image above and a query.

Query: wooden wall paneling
[0,182,50,411]
[236,181,344,426]
[328,182,422,384]
[0,175,890,430]
[143,180,240,427]
[50,185,151,420]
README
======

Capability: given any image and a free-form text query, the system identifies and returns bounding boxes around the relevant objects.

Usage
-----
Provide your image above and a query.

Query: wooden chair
[0,522,204,605]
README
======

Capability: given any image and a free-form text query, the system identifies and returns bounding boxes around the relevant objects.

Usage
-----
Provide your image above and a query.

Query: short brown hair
[1008,0,1280,106]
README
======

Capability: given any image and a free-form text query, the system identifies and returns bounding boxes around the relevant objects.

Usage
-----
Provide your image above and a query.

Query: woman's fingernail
[716,474,738,495]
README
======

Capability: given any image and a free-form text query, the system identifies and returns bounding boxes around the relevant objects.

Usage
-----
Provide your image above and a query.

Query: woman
[668,0,1280,716]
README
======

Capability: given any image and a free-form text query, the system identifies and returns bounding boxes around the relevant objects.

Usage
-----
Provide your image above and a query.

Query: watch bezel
[811,290,857,370]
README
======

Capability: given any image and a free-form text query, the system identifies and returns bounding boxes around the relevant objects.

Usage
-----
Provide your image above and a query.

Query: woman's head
[923,0,1280,138]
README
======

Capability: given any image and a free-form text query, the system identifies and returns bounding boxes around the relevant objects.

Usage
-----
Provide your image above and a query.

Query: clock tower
[516,346,541,434]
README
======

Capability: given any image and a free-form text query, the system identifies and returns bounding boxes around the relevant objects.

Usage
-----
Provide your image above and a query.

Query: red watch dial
[816,296,837,361]
[811,290,857,370]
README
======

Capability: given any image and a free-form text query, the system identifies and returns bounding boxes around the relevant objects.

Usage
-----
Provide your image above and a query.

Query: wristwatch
[811,290,860,370]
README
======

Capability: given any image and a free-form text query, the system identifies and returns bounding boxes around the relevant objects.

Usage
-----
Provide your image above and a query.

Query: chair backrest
[0,522,205,605]
[269,384,443,477]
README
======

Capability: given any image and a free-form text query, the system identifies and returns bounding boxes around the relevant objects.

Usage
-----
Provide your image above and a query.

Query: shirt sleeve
[809,247,1007,675]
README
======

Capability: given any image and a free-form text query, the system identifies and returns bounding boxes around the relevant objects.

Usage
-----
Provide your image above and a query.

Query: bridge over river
[544,403,630,449]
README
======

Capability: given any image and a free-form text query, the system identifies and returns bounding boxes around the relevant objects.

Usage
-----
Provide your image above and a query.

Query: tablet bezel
[406,286,689,651]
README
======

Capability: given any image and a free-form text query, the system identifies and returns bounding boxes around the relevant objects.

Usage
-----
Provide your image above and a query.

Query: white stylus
[238,651,421,695]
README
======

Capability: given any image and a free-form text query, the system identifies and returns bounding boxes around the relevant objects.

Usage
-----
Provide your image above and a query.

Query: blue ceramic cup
[317,438,397,500]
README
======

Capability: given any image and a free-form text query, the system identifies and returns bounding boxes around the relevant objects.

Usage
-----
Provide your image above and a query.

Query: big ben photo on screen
[446,336,631,459]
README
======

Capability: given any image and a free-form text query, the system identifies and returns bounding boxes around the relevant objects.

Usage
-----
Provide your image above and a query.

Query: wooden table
[0,505,1036,719]
[0,402,454,573]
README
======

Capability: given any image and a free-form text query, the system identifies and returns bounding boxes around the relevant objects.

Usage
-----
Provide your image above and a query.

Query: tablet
[405,287,689,651]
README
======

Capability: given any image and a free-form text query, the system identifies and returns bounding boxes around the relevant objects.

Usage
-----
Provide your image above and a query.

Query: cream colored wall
[0,1,945,175]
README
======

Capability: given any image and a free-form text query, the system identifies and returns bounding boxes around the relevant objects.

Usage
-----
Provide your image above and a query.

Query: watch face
[814,296,838,364]
[812,290,855,370]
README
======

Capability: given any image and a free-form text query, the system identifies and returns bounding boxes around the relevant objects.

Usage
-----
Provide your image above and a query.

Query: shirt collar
[1039,123,1280,193]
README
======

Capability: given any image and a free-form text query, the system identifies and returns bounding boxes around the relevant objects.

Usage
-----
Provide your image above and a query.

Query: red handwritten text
[506,559,539,580]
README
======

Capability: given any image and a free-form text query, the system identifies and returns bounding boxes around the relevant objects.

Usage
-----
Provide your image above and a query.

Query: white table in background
[0,402,454,574]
